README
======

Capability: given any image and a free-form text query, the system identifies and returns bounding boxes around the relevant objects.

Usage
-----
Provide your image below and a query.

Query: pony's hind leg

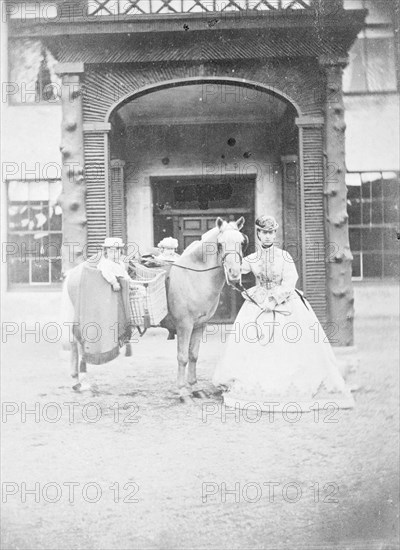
[71,343,91,392]
[176,325,196,403]
[188,326,208,399]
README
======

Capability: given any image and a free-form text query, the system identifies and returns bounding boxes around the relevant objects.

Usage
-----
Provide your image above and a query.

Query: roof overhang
[8,8,367,37]
[8,8,367,63]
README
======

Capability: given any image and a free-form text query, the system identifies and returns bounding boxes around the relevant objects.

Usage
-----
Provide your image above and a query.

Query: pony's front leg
[71,340,79,381]
[188,326,208,398]
[78,355,90,391]
[176,325,195,403]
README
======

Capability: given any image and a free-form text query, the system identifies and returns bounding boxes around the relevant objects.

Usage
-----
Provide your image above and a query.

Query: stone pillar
[319,55,354,347]
[55,62,86,272]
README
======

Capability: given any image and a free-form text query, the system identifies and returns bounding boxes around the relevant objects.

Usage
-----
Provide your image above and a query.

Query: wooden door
[174,215,211,250]
[152,176,255,322]
[172,213,254,323]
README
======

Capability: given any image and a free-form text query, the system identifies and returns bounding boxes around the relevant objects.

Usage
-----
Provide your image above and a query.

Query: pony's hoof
[125,344,132,357]
[72,381,92,392]
[179,395,197,406]
[192,390,209,399]
[214,384,229,395]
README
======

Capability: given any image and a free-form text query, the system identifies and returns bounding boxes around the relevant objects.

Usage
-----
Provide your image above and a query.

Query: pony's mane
[180,226,219,261]
[180,222,239,263]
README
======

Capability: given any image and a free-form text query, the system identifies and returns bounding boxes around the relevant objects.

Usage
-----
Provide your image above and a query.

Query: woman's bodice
[256,249,285,289]
[244,247,286,284]
[242,246,298,305]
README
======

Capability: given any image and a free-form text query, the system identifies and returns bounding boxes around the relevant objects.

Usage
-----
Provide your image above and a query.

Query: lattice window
[7,180,63,286]
[86,0,312,16]
[347,171,399,279]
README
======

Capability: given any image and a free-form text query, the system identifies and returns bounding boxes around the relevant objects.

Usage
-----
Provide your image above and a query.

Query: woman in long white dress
[212,215,355,411]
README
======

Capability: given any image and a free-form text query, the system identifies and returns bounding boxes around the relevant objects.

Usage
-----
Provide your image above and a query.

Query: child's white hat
[102,237,125,248]
[158,237,178,249]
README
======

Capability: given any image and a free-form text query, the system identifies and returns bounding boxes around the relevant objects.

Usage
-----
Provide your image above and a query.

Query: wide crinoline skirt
[212,295,355,412]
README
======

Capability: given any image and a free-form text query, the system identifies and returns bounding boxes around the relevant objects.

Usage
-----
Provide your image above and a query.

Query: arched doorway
[56,38,356,341]
[108,80,301,321]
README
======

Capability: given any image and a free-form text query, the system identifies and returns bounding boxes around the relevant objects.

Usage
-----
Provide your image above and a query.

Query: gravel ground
[1,289,399,550]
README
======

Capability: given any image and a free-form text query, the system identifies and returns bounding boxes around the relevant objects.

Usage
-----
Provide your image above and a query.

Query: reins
[231,283,309,345]
[233,281,263,310]
[170,264,222,273]
[170,247,244,274]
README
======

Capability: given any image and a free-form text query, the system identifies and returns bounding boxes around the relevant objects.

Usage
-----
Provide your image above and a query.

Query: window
[343,30,398,94]
[8,39,61,104]
[347,172,399,279]
[7,180,63,287]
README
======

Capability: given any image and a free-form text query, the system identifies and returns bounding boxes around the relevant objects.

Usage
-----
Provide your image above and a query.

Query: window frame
[7,180,63,289]
[347,171,399,281]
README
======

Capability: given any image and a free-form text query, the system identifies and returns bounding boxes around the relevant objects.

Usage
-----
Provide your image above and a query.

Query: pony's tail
[60,271,75,351]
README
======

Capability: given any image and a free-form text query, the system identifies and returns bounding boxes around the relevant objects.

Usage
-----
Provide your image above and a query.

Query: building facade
[2,0,398,345]
[343,0,399,280]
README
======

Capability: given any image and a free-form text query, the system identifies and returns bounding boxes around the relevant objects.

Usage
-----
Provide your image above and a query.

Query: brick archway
[100,77,325,322]
[57,62,328,324]
[104,77,304,123]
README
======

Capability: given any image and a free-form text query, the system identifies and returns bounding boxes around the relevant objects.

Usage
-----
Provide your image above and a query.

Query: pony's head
[216,216,248,286]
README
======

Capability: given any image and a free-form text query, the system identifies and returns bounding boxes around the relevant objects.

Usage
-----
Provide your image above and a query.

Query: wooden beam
[8,9,368,37]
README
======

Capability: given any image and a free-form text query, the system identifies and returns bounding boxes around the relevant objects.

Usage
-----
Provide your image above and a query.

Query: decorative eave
[8,8,367,40]
[8,11,367,65]
[40,30,351,65]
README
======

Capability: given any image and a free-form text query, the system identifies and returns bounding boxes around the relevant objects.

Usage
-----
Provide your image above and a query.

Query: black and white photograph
[1,0,399,548]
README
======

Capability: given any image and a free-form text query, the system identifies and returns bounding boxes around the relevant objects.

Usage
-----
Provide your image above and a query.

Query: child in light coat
[97,237,133,292]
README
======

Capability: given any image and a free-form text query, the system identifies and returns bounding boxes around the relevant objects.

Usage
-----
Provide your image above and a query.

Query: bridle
[219,249,244,288]
[217,228,249,286]
[171,229,248,279]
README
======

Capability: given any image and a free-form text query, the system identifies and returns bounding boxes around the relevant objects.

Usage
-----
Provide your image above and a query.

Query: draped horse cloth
[69,261,132,365]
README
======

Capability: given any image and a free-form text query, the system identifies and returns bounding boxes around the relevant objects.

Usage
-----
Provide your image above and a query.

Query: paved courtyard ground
[1,283,399,550]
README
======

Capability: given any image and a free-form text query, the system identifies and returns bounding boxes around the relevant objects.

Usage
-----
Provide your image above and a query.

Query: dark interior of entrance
[109,82,300,322]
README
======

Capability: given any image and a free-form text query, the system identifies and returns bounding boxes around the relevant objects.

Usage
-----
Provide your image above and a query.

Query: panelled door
[152,176,255,323]
[174,215,244,323]
[171,212,254,323]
